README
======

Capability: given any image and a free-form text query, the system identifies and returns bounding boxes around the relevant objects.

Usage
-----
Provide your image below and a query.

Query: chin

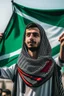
[28,47,39,52]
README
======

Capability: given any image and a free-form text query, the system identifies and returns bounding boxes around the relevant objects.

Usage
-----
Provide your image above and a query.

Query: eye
[33,33,40,37]
[26,33,31,37]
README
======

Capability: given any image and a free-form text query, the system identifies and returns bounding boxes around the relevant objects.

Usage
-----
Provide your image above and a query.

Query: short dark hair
[2,89,11,95]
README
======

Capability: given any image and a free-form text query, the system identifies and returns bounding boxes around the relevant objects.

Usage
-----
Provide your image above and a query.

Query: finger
[59,37,64,43]
[59,33,64,41]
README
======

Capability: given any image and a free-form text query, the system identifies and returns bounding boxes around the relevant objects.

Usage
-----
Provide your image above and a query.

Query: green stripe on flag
[52,44,60,56]
[0,55,18,67]
[13,2,64,27]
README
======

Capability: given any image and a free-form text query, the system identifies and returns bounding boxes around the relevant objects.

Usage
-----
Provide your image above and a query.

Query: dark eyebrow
[26,31,40,34]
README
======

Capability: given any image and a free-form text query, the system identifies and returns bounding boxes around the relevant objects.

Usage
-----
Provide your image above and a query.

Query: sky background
[0,0,64,33]
[0,0,12,33]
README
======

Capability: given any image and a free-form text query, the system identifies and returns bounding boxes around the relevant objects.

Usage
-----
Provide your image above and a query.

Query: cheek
[25,38,29,44]
[36,38,41,43]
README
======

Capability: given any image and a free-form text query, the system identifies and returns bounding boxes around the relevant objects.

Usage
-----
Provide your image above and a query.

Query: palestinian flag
[0,2,64,72]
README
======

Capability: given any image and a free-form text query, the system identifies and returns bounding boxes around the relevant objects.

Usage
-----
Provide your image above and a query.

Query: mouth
[28,40,36,44]
[28,42,36,46]
[28,42,34,46]
[28,42,34,44]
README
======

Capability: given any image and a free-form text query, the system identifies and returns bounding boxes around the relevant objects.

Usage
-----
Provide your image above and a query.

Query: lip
[29,42,33,43]
[28,42,35,45]
[28,42,33,45]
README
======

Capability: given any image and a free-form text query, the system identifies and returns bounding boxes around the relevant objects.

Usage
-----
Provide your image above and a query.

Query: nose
[29,33,34,39]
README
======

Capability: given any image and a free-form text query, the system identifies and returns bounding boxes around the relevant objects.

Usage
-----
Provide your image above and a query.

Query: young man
[0,22,64,96]
[2,89,11,96]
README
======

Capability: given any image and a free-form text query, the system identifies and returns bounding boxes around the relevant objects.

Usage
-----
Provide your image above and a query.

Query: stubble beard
[25,43,40,52]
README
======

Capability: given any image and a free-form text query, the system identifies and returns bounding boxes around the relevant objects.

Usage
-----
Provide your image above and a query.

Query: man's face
[2,92,7,96]
[25,27,41,51]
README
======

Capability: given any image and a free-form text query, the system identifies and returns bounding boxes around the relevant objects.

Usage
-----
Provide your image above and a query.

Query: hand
[59,33,64,45]
[0,33,3,42]
[59,33,64,61]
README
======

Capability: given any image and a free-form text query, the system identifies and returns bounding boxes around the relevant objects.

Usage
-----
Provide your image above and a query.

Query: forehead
[26,27,40,33]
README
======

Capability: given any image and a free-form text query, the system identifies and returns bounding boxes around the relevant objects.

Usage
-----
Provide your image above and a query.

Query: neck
[28,50,37,59]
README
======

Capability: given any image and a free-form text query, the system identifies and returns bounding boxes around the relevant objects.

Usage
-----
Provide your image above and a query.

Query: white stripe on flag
[0,48,21,60]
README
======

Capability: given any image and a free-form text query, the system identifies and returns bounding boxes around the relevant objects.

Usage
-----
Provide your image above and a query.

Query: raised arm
[0,64,16,81]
